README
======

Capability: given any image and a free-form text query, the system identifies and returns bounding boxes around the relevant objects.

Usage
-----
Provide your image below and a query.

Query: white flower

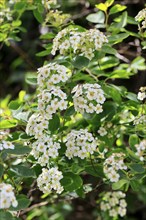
[0,141,15,151]
[137,92,146,101]
[72,83,106,115]
[37,167,63,194]
[135,139,146,161]
[51,27,108,59]
[0,183,18,209]
[65,129,97,159]
[98,127,107,136]
[100,191,127,218]
[103,153,127,182]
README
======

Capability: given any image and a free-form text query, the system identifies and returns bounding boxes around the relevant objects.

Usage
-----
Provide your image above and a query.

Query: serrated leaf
[108,33,129,44]
[101,45,117,55]
[33,9,43,23]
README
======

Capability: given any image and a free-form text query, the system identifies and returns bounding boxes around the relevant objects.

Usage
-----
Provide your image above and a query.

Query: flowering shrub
[0,0,146,219]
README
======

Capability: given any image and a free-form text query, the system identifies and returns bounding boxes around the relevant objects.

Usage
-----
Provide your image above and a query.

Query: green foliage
[0,0,146,219]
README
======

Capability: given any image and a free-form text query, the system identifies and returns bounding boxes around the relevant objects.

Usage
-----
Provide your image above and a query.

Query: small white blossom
[0,141,15,151]
[65,129,97,159]
[51,27,108,60]
[37,167,63,194]
[0,183,18,209]
[98,127,107,136]
[135,8,146,29]
[72,83,106,115]
[135,139,146,161]
[100,191,127,218]
[103,153,127,182]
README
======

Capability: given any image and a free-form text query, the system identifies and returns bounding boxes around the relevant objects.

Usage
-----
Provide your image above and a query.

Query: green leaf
[25,73,37,85]
[110,69,130,79]
[61,172,83,192]
[64,106,75,117]
[85,164,105,178]
[48,114,60,133]
[0,211,16,220]
[0,164,4,178]
[105,0,114,7]
[40,33,56,40]
[130,180,140,191]
[0,119,18,129]
[73,56,89,69]
[33,9,43,23]
[101,45,117,55]
[96,3,107,12]
[86,11,105,24]
[12,20,22,27]
[129,134,139,149]
[108,33,129,44]
[131,56,146,71]
[9,195,31,211]
[36,49,52,57]
[8,100,21,110]
[10,165,36,177]
[109,4,127,15]
[129,163,145,173]
[4,144,31,155]
[99,56,119,70]
[112,179,129,190]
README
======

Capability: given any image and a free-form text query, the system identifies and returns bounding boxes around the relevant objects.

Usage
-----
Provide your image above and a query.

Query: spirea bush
[0,0,146,219]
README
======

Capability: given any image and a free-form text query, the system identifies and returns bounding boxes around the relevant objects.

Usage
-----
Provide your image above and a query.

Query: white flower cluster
[72,83,106,115]
[42,0,57,9]
[0,8,12,24]
[135,139,146,161]
[135,8,146,29]
[51,28,108,60]
[37,167,63,194]
[137,87,146,101]
[103,153,127,182]
[37,63,71,90]
[26,113,49,139]
[31,136,61,166]
[65,129,97,159]
[134,115,146,125]
[38,87,68,119]
[0,130,10,140]
[0,140,15,151]
[98,126,107,136]
[0,183,18,209]
[100,191,127,218]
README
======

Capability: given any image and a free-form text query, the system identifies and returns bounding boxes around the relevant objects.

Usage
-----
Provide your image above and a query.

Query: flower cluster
[37,63,71,90]
[135,8,146,29]
[42,0,57,10]
[37,167,63,194]
[0,7,12,24]
[103,153,127,182]
[31,135,61,166]
[26,113,49,139]
[137,87,146,101]
[0,183,18,209]
[0,140,15,151]
[134,115,146,125]
[72,83,106,115]
[135,139,146,161]
[100,191,127,218]
[65,129,97,159]
[38,87,68,119]
[51,27,108,60]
